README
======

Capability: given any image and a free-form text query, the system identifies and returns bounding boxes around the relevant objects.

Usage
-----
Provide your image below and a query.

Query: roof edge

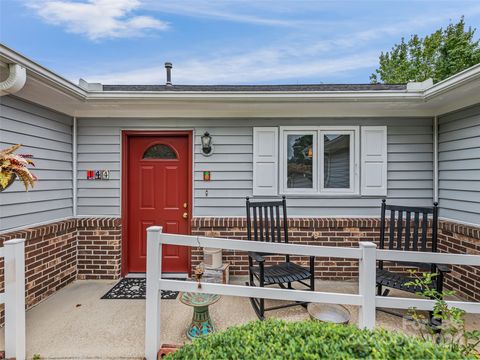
[0,43,86,98]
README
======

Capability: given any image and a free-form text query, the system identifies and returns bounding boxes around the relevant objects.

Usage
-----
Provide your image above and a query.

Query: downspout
[73,116,78,217]
[0,63,26,95]
[433,115,439,203]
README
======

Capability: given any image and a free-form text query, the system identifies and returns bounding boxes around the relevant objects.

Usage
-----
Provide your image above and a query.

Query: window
[143,144,177,159]
[280,127,359,195]
[287,134,314,189]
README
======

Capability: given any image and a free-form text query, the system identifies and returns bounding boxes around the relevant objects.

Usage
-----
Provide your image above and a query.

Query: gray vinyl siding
[0,96,73,232]
[77,117,433,217]
[438,103,480,225]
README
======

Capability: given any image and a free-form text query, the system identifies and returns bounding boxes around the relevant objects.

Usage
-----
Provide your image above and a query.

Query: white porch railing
[145,226,480,360]
[1,239,26,360]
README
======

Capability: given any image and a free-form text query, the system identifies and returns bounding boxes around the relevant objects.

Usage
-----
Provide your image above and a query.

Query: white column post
[4,238,26,360]
[145,226,163,360]
[433,115,439,203]
[358,241,377,330]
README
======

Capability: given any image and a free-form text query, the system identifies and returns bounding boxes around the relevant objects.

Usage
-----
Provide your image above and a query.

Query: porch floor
[1,279,479,359]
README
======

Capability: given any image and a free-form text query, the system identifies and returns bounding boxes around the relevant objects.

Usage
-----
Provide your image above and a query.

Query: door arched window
[143,144,177,159]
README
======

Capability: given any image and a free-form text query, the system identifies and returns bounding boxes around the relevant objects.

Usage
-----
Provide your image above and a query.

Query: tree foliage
[371,17,480,84]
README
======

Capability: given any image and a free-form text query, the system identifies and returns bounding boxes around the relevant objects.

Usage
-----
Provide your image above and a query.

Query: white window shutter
[253,127,278,196]
[361,126,387,196]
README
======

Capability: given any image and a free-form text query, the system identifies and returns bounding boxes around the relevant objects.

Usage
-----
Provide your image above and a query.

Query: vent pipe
[165,62,172,86]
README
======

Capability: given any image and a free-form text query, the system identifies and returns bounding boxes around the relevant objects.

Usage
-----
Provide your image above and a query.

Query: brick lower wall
[438,221,480,302]
[0,216,478,327]
[77,218,122,280]
[191,217,480,303]
[0,218,121,326]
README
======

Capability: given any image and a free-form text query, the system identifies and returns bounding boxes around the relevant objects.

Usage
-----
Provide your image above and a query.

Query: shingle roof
[101,84,407,92]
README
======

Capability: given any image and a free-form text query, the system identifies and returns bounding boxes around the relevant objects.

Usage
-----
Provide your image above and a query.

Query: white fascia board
[87,90,423,102]
[0,44,86,99]
[423,63,480,99]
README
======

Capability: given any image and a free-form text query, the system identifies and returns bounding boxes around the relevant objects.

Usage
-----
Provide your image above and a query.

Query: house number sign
[87,170,110,180]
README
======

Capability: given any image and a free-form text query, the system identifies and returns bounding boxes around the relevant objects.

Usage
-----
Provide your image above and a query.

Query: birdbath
[179,292,220,340]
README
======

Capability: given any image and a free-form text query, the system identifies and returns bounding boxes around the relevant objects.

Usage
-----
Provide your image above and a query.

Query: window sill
[277,192,362,198]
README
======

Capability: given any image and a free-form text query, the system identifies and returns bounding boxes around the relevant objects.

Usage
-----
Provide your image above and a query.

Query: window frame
[279,126,359,196]
[281,129,318,194]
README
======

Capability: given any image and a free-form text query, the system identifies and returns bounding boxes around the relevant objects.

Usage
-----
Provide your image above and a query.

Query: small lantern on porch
[201,132,213,156]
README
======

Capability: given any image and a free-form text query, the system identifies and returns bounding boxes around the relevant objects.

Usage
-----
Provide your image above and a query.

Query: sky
[1,0,480,85]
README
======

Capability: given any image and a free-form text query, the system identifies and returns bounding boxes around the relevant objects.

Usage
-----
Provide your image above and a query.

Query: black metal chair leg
[310,256,315,291]
[259,263,265,319]
[377,284,383,296]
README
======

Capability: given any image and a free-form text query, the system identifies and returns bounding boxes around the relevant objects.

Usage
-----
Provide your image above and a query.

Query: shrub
[167,319,474,359]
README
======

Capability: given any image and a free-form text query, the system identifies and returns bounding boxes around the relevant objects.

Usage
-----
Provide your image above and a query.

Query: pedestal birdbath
[179,292,220,340]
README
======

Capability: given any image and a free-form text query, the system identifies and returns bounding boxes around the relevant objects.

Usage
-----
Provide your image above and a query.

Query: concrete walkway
[1,279,479,359]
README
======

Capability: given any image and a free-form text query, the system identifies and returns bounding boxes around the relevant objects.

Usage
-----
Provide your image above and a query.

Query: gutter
[0,63,26,95]
[0,44,86,99]
[424,63,480,99]
[86,90,424,102]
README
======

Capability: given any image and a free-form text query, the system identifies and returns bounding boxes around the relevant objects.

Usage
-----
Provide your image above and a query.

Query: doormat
[101,278,180,300]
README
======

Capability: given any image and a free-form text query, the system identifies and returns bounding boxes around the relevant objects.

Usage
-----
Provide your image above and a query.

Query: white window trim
[279,126,360,196]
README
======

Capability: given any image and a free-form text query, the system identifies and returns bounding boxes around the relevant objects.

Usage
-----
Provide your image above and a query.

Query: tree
[370,17,480,84]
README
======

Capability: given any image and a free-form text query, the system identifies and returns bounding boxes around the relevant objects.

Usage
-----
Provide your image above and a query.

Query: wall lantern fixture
[201,132,213,156]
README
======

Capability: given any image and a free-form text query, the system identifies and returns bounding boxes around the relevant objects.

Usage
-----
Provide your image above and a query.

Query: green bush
[167,319,474,359]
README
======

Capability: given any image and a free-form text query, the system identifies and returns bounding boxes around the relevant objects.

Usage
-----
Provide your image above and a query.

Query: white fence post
[4,238,26,360]
[145,226,163,360]
[358,241,376,330]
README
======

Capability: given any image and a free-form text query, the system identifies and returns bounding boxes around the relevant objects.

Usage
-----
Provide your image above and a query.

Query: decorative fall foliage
[0,144,37,191]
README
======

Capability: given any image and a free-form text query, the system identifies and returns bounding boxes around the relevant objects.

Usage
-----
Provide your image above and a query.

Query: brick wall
[77,218,122,280]
[438,221,480,302]
[0,219,77,325]
[0,218,121,326]
[191,217,480,302]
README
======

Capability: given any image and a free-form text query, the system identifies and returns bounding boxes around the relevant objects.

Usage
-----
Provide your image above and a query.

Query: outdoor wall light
[201,132,213,156]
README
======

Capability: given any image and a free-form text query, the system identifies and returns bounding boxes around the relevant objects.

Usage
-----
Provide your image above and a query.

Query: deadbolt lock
[183,202,188,209]
[182,212,188,219]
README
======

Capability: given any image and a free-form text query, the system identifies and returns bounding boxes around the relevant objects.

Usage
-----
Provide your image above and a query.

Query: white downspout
[433,115,439,203]
[0,63,26,96]
[73,116,78,217]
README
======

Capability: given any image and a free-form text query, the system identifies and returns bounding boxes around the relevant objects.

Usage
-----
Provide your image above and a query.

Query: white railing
[145,227,480,360]
[1,239,26,360]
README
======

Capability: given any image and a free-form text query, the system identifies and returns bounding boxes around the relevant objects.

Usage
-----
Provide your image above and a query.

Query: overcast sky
[1,0,480,85]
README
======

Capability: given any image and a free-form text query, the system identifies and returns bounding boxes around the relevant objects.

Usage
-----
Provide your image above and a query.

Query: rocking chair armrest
[435,264,451,273]
[248,251,265,263]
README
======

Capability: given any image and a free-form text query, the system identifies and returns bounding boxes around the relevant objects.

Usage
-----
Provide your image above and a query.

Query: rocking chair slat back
[246,196,288,244]
[379,199,439,270]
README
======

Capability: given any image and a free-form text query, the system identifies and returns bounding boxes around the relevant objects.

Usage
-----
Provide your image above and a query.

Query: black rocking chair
[376,199,450,325]
[246,196,315,320]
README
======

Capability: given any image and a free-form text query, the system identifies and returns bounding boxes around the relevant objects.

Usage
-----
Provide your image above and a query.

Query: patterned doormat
[101,278,180,300]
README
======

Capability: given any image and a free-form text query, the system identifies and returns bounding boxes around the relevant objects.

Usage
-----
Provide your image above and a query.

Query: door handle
[182,212,188,219]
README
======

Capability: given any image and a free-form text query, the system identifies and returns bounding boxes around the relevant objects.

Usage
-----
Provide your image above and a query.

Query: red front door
[125,134,191,274]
